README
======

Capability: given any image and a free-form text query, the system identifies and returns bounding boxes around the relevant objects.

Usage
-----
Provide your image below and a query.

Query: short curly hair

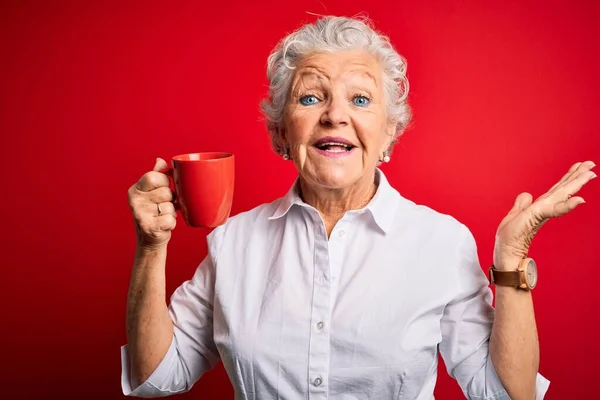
[260,15,412,155]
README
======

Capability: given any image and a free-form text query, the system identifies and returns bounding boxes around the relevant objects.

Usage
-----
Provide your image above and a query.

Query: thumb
[153,157,168,172]
[499,192,535,232]
[513,192,533,212]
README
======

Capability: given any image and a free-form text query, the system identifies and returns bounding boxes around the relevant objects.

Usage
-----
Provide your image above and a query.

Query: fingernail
[579,198,586,204]
[592,173,598,179]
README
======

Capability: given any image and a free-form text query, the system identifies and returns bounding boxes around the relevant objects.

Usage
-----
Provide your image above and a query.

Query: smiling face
[282,50,397,191]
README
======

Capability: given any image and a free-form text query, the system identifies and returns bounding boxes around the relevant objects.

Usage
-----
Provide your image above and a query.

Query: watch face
[526,259,538,288]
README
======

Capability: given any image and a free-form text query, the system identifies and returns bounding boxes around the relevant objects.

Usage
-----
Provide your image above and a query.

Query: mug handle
[159,167,181,210]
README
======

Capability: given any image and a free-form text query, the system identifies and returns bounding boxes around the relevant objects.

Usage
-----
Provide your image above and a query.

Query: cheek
[285,109,317,145]
[354,112,389,152]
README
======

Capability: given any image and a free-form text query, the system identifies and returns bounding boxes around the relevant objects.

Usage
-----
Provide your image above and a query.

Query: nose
[320,95,349,127]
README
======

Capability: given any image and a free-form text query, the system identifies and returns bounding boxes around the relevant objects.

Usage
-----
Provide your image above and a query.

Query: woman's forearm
[488,161,596,398]
[490,285,539,400]
[126,245,174,386]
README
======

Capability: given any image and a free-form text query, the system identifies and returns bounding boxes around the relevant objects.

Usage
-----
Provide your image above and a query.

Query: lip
[312,136,357,159]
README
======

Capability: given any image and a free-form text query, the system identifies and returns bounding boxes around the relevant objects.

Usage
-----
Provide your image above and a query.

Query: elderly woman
[122,16,595,399]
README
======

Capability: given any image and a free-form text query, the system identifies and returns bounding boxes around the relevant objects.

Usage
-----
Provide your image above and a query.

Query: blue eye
[299,95,320,106]
[353,95,371,107]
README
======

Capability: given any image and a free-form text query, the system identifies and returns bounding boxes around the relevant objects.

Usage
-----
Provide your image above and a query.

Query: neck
[299,171,378,236]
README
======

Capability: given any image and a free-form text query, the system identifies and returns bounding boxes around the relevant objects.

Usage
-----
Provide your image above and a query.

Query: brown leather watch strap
[488,266,520,288]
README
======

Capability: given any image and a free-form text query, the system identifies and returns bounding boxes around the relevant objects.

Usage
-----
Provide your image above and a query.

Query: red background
[2,1,599,399]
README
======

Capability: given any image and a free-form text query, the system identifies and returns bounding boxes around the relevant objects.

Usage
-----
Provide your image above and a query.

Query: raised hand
[493,161,596,270]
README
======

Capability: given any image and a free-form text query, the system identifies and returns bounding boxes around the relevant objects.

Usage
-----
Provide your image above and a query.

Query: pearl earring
[282,149,290,160]
[383,154,390,163]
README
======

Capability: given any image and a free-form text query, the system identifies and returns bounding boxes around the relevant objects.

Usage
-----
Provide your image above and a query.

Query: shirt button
[338,230,346,237]
[317,321,324,330]
[313,377,323,386]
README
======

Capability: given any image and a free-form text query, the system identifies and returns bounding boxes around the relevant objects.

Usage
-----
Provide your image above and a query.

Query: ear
[383,121,397,150]
[274,127,288,153]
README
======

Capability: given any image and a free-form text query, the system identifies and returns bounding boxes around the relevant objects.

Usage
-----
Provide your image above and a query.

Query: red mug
[161,152,234,228]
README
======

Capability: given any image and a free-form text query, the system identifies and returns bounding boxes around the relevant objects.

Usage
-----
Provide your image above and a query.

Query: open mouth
[314,141,356,153]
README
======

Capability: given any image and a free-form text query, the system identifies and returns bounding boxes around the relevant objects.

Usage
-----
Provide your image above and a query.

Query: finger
[552,196,586,217]
[155,201,176,217]
[549,162,582,192]
[567,160,596,181]
[517,192,533,210]
[556,169,597,202]
[147,186,174,204]
[506,192,533,219]
[153,157,168,172]
[157,214,177,231]
[136,170,170,192]
[548,161,595,192]
[552,160,597,192]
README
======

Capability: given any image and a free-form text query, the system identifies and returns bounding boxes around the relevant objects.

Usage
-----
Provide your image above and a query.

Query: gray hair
[260,15,412,155]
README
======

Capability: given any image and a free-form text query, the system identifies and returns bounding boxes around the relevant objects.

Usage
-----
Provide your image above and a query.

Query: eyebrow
[291,65,379,98]
[290,71,326,98]
[350,70,378,88]
[296,70,377,86]
[296,70,327,83]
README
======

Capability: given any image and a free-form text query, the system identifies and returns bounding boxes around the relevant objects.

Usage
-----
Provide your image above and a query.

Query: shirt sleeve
[438,224,551,400]
[120,231,222,397]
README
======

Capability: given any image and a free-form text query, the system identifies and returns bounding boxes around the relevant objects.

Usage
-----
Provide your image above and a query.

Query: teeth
[318,142,350,148]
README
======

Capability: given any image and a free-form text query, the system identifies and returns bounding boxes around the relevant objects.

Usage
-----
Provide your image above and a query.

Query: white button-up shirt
[121,169,550,399]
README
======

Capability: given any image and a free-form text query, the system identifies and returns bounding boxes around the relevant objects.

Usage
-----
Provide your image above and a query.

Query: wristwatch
[488,257,538,291]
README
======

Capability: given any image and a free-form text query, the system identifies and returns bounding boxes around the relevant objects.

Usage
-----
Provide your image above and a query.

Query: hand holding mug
[128,158,177,250]
[127,152,235,250]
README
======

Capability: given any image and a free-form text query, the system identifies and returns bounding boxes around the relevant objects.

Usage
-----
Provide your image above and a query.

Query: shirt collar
[268,168,402,234]
[268,178,305,220]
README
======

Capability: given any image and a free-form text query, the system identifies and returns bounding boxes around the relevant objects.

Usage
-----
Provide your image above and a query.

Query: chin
[312,165,361,189]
